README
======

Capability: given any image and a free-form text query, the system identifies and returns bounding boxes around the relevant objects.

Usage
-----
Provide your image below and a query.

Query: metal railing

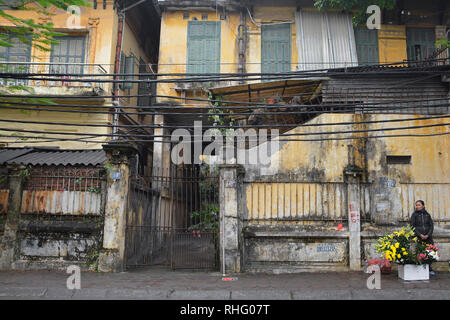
[0,62,108,90]
[20,166,105,217]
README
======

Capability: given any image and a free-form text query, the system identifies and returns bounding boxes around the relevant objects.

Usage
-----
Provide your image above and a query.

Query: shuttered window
[295,10,358,70]
[406,28,436,61]
[187,21,221,74]
[354,27,379,65]
[119,51,135,90]
[50,36,86,74]
[261,23,291,74]
[0,34,32,85]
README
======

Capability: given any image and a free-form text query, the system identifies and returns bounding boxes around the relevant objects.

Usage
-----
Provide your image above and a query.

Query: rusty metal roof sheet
[0,148,107,166]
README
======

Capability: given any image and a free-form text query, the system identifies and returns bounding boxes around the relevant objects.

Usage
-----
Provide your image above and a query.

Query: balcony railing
[0,62,109,91]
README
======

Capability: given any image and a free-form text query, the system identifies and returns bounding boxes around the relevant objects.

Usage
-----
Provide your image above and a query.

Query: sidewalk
[0,267,449,300]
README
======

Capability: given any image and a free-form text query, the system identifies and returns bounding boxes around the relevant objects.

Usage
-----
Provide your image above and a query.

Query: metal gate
[124,165,219,270]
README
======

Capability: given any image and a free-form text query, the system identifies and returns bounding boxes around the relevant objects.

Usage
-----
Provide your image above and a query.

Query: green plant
[314,0,397,25]
[207,92,235,137]
[18,167,30,181]
[0,0,91,52]
[87,186,101,194]
[436,39,450,48]
[189,203,219,233]
[103,162,114,174]
[85,250,100,272]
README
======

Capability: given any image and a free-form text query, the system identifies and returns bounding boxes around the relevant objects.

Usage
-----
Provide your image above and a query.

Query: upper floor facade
[0,0,160,151]
[155,0,450,105]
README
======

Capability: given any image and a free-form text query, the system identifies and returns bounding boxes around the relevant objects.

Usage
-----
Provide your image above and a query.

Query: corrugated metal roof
[0,148,34,165]
[0,148,107,166]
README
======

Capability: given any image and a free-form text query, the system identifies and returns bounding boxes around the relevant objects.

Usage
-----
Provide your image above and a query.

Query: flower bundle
[375,225,440,265]
[416,242,440,264]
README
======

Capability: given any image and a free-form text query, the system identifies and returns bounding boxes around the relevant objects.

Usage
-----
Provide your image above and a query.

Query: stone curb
[1,287,449,300]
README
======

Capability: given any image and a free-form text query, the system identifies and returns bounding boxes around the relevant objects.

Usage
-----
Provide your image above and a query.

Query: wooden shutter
[124,55,135,89]
[354,27,379,65]
[261,23,291,75]
[406,28,436,61]
[119,52,134,89]
[187,21,220,74]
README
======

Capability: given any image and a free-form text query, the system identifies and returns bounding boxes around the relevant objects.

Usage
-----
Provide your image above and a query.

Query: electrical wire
[0,101,448,116]
[0,115,448,130]
[1,131,448,145]
[1,122,448,139]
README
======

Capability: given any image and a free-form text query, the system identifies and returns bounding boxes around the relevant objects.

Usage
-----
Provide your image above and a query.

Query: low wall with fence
[240,177,450,273]
[0,165,105,271]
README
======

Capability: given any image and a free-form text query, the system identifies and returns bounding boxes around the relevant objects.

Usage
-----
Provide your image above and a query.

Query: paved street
[0,267,449,300]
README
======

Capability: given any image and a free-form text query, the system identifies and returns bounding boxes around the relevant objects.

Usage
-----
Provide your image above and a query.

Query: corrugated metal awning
[207,79,325,136]
[0,148,107,166]
[209,79,323,105]
[0,148,34,165]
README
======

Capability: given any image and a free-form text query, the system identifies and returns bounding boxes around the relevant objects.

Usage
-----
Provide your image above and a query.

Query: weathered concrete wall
[238,113,450,272]
[13,221,102,271]
[243,223,349,273]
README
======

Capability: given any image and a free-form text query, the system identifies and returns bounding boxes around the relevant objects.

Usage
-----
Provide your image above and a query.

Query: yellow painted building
[0,0,159,154]
[156,0,449,271]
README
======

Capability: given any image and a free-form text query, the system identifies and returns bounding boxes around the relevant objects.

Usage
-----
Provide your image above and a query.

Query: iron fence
[20,165,105,219]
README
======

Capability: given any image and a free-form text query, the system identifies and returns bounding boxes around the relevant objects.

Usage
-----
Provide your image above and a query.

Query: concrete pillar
[153,114,171,173]
[98,143,137,272]
[219,164,244,274]
[0,165,25,270]
[344,165,364,271]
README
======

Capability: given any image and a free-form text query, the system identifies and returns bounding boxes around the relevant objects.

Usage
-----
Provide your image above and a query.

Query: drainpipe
[112,0,149,140]
[238,5,246,83]
[447,29,450,63]
[112,10,125,140]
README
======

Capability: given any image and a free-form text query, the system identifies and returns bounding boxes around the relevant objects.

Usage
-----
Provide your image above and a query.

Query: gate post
[0,164,25,270]
[219,164,244,275]
[344,164,364,271]
[98,143,137,272]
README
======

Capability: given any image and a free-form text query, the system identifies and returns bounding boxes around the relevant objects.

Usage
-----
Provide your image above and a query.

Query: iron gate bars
[125,165,219,270]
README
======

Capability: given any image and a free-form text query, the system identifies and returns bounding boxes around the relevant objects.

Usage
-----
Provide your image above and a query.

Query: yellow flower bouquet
[375,225,439,265]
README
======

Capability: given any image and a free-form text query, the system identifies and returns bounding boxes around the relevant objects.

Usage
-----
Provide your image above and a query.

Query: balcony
[0,62,109,97]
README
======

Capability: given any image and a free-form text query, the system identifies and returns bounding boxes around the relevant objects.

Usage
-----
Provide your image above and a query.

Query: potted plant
[375,225,440,280]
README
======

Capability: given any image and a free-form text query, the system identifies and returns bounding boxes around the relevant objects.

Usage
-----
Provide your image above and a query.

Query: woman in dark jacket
[410,200,435,275]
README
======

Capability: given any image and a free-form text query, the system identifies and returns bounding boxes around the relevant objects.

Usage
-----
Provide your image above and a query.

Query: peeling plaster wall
[240,113,450,272]
[12,222,103,271]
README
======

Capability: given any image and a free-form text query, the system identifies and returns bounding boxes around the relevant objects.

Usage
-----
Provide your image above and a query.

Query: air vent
[386,155,411,164]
